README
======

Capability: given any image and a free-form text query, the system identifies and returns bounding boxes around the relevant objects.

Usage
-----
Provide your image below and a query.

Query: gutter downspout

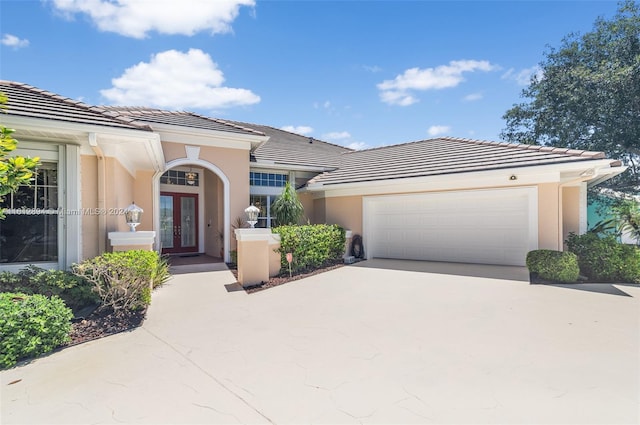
[89,133,107,253]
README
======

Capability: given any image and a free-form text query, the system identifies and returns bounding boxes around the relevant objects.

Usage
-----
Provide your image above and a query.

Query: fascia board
[3,115,153,140]
[250,161,334,173]
[308,159,622,198]
[149,123,268,150]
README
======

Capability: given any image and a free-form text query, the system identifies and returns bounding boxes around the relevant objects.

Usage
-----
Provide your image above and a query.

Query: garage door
[363,188,538,266]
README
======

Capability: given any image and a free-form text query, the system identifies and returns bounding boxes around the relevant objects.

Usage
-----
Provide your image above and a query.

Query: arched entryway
[153,158,230,263]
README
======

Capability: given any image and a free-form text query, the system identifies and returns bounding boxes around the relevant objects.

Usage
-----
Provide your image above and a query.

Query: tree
[0,92,40,218]
[501,1,640,193]
[271,181,304,226]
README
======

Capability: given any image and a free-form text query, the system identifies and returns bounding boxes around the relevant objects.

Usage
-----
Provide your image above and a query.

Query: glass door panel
[181,196,196,248]
[160,195,174,249]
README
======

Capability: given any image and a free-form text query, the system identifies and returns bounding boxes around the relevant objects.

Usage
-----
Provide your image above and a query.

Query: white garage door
[363,188,538,266]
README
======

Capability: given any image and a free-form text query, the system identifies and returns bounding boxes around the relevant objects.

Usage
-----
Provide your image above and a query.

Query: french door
[160,192,198,254]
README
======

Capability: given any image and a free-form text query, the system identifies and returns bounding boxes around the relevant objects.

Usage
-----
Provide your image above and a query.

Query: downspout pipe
[89,133,107,253]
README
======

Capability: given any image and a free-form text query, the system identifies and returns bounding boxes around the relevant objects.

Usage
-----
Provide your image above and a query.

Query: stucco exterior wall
[313,198,326,224]
[325,196,363,235]
[298,192,315,224]
[162,142,250,227]
[562,185,581,244]
[537,183,561,250]
[80,155,99,260]
[134,170,155,232]
[204,170,221,257]
[105,157,134,233]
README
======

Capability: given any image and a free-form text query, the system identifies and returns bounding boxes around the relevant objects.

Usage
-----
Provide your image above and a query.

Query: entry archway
[153,158,230,262]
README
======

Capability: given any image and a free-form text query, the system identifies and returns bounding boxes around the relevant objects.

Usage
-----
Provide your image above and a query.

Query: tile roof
[101,107,265,137]
[228,121,352,169]
[308,137,611,186]
[0,81,151,131]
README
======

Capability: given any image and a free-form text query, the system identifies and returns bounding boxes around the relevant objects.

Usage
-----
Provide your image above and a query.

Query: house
[0,81,626,271]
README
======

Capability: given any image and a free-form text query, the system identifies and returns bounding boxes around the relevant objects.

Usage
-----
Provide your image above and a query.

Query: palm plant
[271,181,303,226]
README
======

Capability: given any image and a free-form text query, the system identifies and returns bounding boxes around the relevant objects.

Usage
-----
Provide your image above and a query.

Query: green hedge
[0,266,99,314]
[72,250,170,312]
[0,292,73,369]
[566,233,640,283]
[526,249,580,283]
[273,224,346,274]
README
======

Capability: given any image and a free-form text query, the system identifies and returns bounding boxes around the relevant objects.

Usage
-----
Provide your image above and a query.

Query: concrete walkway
[2,260,639,424]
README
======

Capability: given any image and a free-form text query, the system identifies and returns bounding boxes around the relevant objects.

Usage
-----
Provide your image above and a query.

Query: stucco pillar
[235,229,281,287]
[108,231,156,252]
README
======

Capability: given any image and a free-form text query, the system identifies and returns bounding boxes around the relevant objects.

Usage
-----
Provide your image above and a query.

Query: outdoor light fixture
[185,168,197,185]
[245,205,260,228]
[124,202,143,232]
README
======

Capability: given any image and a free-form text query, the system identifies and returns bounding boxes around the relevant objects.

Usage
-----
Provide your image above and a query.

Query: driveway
[2,260,639,424]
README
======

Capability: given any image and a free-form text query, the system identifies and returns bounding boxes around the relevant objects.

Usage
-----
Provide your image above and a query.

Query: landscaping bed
[67,308,146,347]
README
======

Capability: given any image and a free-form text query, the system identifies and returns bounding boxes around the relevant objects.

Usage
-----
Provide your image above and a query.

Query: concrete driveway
[2,259,639,424]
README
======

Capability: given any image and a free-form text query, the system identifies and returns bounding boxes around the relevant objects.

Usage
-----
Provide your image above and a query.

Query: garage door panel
[364,188,537,266]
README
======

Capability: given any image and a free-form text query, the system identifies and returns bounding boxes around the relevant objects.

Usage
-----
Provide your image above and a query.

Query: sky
[0,0,624,150]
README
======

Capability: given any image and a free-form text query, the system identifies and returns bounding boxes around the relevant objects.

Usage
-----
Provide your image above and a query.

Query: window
[250,194,279,228]
[249,172,288,187]
[0,163,59,263]
[160,169,199,186]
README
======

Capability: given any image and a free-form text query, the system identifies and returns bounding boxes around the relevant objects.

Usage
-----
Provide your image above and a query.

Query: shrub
[273,224,345,274]
[72,250,170,312]
[0,266,99,314]
[566,233,640,283]
[271,181,304,226]
[0,292,72,369]
[526,249,580,283]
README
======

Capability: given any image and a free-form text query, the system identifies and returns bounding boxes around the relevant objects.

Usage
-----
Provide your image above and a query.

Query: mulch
[66,308,146,347]
[228,261,346,294]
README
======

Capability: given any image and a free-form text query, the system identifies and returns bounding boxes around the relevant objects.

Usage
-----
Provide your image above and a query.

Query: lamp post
[124,202,143,232]
[245,205,259,228]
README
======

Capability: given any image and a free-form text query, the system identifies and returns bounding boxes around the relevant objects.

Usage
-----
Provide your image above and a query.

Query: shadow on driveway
[543,282,637,297]
[351,258,530,282]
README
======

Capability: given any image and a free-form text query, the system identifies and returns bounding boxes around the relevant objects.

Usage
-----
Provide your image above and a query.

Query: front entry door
[160,192,198,254]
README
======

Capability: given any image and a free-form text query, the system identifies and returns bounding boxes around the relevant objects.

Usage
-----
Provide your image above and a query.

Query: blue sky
[0,0,623,150]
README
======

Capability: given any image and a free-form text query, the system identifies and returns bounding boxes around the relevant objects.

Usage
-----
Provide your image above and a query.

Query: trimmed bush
[526,249,580,283]
[566,233,640,283]
[273,224,346,274]
[72,250,170,312]
[0,266,99,314]
[0,292,73,369]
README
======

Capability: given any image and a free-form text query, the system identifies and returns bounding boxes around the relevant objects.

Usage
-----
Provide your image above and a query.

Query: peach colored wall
[537,183,560,250]
[105,157,134,233]
[204,170,221,257]
[80,155,99,260]
[313,198,326,224]
[162,142,250,234]
[562,186,581,244]
[134,170,155,232]
[325,196,363,235]
[298,192,314,224]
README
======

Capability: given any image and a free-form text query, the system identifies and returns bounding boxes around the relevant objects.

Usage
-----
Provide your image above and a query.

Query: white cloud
[1,34,29,48]
[377,60,498,106]
[100,49,260,109]
[346,141,368,150]
[502,66,543,86]
[281,125,313,135]
[363,65,382,73]
[51,0,254,38]
[322,131,351,141]
[427,125,451,136]
[463,92,483,102]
